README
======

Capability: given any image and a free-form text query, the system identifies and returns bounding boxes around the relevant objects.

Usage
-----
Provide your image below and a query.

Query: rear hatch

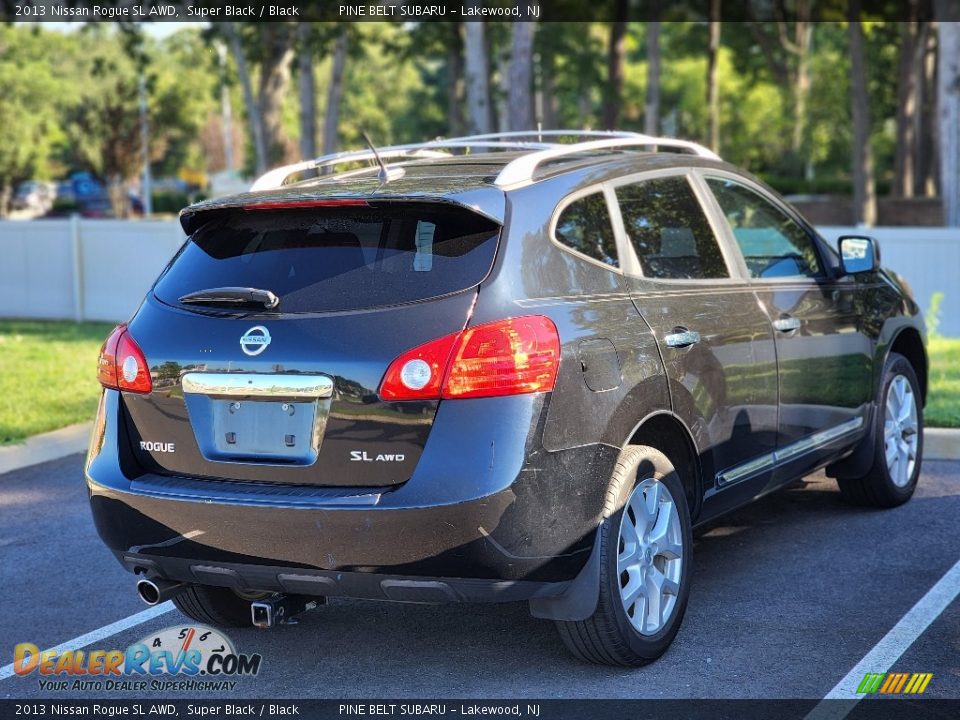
[121,200,501,487]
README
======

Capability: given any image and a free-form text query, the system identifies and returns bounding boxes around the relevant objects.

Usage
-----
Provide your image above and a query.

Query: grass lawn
[0,320,115,445]
[0,320,957,445]
[927,337,960,428]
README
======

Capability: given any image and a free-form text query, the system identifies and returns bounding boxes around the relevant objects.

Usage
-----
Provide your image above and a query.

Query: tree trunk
[107,174,130,219]
[464,18,492,135]
[507,21,535,131]
[894,19,921,197]
[497,47,510,133]
[645,18,661,136]
[603,0,628,130]
[223,22,266,176]
[322,30,348,157]
[849,5,876,226]
[540,44,558,130]
[916,22,938,196]
[792,21,813,158]
[258,24,296,168]
[0,180,13,218]
[935,7,960,225]
[447,23,466,136]
[297,24,316,162]
[706,0,721,152]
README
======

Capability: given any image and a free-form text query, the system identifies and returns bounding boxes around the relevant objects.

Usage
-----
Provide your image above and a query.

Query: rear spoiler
[179,191,505,235]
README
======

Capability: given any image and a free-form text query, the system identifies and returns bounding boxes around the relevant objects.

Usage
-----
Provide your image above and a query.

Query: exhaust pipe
[136,577,185,606]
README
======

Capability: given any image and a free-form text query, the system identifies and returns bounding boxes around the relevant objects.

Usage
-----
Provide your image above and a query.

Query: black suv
[87,131,926,666]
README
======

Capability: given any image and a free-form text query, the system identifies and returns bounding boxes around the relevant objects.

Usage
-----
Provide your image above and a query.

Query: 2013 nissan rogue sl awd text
[87,131,926,666]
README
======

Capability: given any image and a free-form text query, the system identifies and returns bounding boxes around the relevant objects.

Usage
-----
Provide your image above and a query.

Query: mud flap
[826,408,877,480]
[528,520,604,622]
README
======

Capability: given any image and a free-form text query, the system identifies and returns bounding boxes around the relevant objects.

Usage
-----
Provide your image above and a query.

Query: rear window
[155,204,501,314]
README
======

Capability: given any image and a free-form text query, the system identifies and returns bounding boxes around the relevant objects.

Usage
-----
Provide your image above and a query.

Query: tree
[221,22,266,175]
[323,29,349,156]
[297,23,317,161]
[218,23,296,174]
[706,1,721,151]
[935,4,960,225]
[645,11,662,136]
[464,15,492,134]
[507,21,535,131]
[848,4,876,225]
[602,0,628,130]
[893,9,925,197]
[915,23,938,197]
[447,23,467,135]
[257,23,297,167]
[747,2,814,171]
[0,27,65,216]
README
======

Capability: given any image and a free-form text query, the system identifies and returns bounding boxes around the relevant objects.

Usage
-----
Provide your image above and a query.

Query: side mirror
[838,235,880,275]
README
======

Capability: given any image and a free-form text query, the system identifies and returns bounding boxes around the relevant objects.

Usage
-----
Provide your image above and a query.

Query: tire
[555,445,693,667]
[837,352,923,508]
[172,585,270,628]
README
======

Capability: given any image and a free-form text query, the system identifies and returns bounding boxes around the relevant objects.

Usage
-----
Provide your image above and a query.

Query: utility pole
[138,72,152,217]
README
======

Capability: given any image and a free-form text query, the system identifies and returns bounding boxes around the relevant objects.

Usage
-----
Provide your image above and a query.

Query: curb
[923,428,960,461]
[0,422,93,476]
[0,422,957,477]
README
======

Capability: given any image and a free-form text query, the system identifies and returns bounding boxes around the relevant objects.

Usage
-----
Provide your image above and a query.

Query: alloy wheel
[884,374,919,488]
[617,477,683,636]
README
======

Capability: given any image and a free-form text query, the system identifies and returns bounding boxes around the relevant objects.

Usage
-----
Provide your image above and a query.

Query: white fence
[0,219,958,335]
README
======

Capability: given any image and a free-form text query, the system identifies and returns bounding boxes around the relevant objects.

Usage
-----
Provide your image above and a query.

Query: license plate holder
[209,398,319,463]
[181,373,334,466]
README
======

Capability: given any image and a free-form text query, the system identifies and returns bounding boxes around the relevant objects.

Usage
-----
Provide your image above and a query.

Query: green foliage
[0,26,74,201]
[0,20,928,206]
[926,292,945,340]
[0,320,116,445]
[927,337,960,429]
[150,190,206,215]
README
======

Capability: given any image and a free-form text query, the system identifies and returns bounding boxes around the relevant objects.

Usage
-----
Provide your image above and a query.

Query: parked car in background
[12,181,55,215]
[86,131,927,667]
[46,173,113,218]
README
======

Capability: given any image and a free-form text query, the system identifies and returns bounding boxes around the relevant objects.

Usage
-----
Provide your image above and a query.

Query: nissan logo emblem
[240,326,271,356]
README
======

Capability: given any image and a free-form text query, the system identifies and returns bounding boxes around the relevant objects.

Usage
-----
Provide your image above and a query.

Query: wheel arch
[888,326,927,405]
[623,411,703,522]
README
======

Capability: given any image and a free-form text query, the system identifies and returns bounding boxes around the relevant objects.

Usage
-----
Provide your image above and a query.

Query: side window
[615,176,729,280]
[554,192,618,268]
[707,178,824,280]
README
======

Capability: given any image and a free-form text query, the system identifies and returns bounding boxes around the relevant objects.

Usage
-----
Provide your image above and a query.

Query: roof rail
[493,135,720,188]
[249,131,721,192]
[249,147,450,191]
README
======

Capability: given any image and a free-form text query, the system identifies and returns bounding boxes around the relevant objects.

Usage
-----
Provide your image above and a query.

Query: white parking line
[0,602,174,681]
[806,557,960,719]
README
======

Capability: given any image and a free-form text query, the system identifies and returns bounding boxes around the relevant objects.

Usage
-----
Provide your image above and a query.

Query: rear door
[610,170,780,514]
[701,174,874,479]
[122,201,501,487]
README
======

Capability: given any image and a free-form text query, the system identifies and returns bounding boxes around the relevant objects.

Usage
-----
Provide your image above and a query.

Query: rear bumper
[87,390,616,592]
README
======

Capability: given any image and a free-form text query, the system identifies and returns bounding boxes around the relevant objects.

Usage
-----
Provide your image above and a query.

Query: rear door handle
[664,328,701,349]
[773,316,801,333]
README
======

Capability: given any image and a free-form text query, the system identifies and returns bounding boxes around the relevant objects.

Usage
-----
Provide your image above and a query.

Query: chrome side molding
[182,373,335,399]
[717,416,864,487]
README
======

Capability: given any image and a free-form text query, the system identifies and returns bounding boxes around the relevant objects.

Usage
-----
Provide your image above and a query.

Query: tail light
[380,316,560,401]
[97,324,153,394]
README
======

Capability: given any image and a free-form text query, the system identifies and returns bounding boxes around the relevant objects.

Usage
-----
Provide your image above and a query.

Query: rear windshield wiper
[179,287,280,310]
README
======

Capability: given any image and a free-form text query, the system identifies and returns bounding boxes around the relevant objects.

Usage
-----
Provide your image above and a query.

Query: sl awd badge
[240,325,271,356]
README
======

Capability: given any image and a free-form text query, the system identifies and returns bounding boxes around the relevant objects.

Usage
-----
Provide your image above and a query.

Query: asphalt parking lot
[1,454,957,700]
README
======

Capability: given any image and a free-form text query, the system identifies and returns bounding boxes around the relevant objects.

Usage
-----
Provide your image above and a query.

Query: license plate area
[209,398,318,463]
[182,373,334,466]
